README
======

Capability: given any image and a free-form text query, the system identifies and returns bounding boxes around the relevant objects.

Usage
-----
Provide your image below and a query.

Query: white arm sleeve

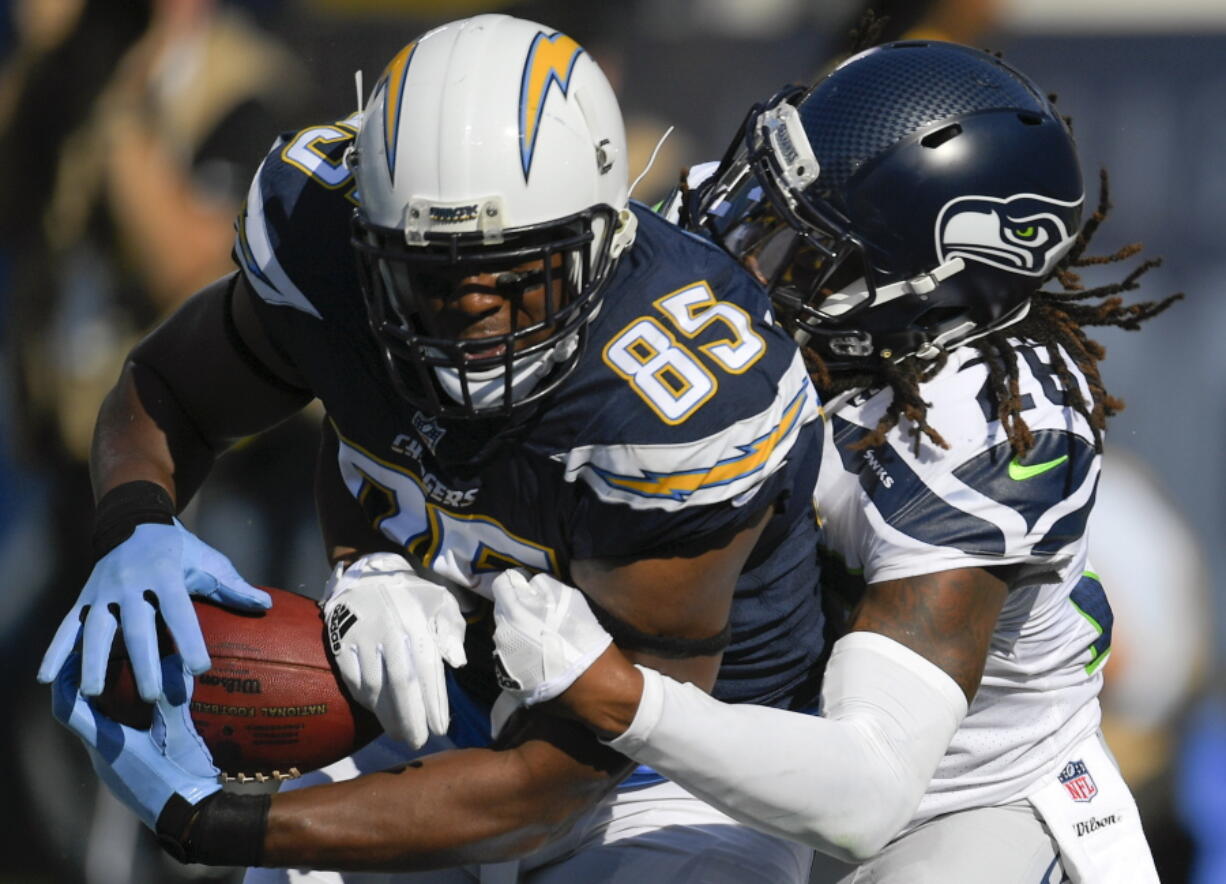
[606,631,968,862]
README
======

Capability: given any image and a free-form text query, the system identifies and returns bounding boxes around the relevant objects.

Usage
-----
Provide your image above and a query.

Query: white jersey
[817,341,1112,831]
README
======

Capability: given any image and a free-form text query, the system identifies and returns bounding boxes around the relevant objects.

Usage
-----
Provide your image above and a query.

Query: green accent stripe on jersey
[1070,597,1109,674]
[1085,647,1112,676]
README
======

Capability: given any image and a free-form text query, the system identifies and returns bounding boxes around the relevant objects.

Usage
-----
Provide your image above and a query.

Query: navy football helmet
[694,41,1084,370]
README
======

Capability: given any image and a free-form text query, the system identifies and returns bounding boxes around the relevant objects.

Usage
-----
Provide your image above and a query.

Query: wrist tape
[157,792,271,867]
[91,480,175,561]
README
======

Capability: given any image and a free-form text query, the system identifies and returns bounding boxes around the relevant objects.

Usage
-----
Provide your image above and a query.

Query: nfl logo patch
[1059,760,1098,802]
[412,411,447,454]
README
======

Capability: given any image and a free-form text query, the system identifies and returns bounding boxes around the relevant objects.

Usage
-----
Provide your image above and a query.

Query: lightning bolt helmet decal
[519,32,585,181]
[375,41,417,184]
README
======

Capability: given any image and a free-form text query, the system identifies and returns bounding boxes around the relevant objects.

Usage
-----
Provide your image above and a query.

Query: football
[100,586,381,779]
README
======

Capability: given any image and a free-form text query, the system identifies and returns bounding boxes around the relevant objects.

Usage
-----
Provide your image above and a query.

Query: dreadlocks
[825,169,1182,458]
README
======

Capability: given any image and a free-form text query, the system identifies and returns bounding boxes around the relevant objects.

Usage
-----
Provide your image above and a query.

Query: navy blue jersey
[235,118,826,719]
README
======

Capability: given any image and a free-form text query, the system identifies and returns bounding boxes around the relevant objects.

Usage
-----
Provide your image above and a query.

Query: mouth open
[463,342,507,361]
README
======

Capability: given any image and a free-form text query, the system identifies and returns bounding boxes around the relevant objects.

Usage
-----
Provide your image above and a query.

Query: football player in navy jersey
[488,41,1179,882]
[38,14,826,882]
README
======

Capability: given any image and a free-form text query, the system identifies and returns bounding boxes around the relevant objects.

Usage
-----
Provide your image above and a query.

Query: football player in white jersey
[487,41,1181,883]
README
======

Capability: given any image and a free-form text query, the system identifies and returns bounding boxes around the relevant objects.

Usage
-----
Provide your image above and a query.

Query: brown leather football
[99,586,381,778]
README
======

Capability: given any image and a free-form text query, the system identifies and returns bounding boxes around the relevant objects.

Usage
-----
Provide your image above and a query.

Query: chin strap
[817,256,967,321]
[938,298,1033,353]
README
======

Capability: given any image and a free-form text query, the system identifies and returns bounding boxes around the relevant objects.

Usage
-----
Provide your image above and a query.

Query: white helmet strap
[817,256,966,320]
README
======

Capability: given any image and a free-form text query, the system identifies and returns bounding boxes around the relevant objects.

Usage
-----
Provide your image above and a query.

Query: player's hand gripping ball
[38,519,273,701]
[321,553,468,749]
[54,651,222,830]
[97,586,381,778]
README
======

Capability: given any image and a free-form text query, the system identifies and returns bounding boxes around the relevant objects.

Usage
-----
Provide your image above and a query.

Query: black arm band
[91,480,176,561]
[157,791,271,867]
[591,604,733,659]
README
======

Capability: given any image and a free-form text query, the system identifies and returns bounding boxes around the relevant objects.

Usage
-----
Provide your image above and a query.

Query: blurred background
[0,0,1221,881]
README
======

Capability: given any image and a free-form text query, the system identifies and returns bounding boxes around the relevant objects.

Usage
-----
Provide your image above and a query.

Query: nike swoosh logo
[1008,454,1068,481]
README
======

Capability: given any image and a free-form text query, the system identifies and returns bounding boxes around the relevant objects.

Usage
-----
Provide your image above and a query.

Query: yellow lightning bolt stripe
[599,388,809,500]
[378,41,417,183]
[519,32,585,180]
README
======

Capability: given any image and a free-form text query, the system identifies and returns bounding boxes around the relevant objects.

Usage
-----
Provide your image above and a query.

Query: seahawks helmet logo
[936,193,1082,277]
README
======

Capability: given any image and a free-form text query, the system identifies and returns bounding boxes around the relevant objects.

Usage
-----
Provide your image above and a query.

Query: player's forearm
[598,633,968,862]
[261,741,622,870]
[550,644,645,738]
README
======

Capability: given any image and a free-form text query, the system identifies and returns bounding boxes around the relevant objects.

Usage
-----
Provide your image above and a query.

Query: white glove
[322,552,467,748]
[491,569,613,706]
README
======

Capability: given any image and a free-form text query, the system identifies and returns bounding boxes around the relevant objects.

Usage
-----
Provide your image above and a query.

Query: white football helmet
[350,14,636,419]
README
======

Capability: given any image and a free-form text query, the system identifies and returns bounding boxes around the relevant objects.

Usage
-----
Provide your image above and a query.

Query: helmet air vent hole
[921,124,962,149]
[1017,113,1042,126]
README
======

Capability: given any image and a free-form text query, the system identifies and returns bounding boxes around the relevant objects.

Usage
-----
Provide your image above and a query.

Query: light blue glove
[52,651,221,830]
[38,519,271,701]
